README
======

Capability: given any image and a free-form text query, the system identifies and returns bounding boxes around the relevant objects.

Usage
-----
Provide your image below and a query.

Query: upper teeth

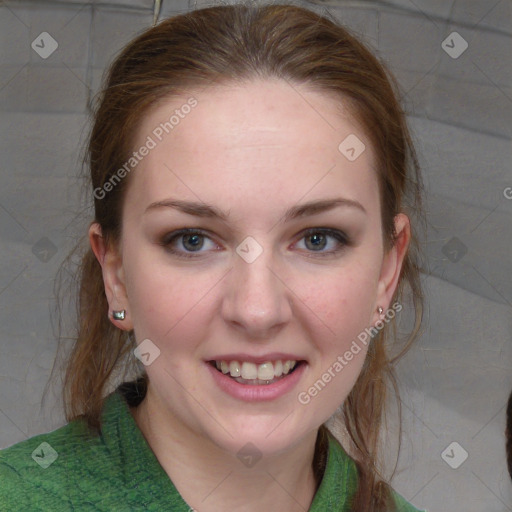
[215,360,298,380]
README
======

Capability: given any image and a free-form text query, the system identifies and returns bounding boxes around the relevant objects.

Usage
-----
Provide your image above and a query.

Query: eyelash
[159,227,350,260]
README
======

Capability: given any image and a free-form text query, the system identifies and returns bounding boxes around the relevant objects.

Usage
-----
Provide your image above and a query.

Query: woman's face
[98,79,409,456]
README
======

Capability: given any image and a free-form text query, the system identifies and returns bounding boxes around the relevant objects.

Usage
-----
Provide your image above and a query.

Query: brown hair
[50,2,425,510]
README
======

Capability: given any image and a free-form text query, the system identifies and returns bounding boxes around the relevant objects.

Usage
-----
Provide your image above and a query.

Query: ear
[373,213,411,324]
[88,222,134,331]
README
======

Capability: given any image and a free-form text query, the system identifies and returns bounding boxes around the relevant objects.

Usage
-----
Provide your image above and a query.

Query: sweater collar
[309,430,357,510]
[101,386,189,508]
[101,380,356,510]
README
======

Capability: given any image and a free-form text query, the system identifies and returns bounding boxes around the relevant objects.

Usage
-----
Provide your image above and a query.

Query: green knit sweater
[0,382,423,511]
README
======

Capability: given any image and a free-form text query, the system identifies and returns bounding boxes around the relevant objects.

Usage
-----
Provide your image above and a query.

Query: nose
[220,245,292,340]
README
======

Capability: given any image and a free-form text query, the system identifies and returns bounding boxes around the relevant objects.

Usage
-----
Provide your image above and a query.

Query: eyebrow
[144,197,366,221]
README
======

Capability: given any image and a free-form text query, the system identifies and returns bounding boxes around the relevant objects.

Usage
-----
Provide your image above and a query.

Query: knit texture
[0,382,423,511]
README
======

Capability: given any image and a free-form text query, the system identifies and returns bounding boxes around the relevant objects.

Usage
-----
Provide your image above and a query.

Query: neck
[130,385,321,512]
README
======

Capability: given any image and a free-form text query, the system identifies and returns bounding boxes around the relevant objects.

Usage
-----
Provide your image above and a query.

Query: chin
[206,417,312,459]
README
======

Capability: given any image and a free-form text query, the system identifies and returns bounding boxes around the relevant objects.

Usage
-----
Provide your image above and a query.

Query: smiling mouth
[208,360,305,385]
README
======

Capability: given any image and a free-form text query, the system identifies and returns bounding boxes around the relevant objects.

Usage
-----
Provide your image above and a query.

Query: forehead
[125,79,379,223]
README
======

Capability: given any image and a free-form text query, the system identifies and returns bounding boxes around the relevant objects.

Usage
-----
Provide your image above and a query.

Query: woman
[0,3,426,511]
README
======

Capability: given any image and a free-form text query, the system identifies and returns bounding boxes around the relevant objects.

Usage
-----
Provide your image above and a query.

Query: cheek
[122,246,224,350]
[302,261,380,342]
[297,269,376,414]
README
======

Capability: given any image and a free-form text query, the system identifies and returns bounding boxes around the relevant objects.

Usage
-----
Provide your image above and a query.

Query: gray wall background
[0,0,511,510]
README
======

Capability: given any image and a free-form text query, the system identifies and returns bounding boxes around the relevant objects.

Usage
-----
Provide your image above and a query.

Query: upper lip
[207,353,306,364]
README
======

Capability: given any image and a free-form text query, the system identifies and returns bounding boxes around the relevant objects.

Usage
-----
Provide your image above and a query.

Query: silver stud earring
[112,309,126,321]
[377,306,384,315]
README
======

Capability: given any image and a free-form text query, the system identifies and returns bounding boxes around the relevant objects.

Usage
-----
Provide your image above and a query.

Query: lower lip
[205,361,307,402]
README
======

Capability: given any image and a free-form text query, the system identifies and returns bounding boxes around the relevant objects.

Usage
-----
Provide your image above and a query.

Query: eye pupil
[306,233,326,251]
[183,234,203,251]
